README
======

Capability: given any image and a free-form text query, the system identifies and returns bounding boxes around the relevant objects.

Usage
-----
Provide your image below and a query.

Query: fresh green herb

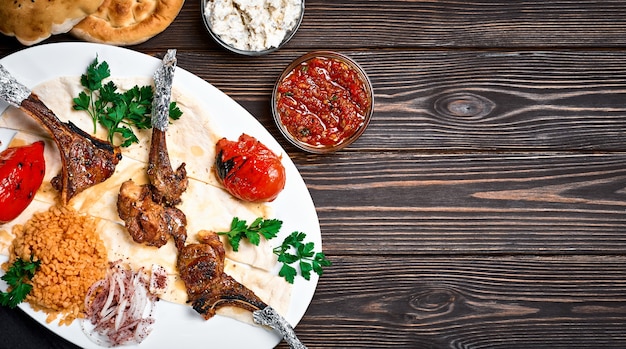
[0,257,40,308]
[73,58,112,133]
[273,231,332,284]
[168,101,183,120]
[217,217,282,252]
[219,216,331,284]
[73,56,183,147]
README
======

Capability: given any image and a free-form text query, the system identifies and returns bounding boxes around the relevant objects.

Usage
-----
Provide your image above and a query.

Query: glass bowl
[271,51,374,153]
[202,0,305,56]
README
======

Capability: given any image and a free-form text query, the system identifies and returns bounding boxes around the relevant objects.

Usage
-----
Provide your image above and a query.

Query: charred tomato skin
[0,141,46,223]
[215,134,286,202]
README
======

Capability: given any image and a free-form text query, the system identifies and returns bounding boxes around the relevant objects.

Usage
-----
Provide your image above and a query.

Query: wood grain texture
[171,50,626,152]
[295,1,626,49]
[2,0,626,50]
[297,152,626,255]
[107,0,626,49]
[277,256,626,349]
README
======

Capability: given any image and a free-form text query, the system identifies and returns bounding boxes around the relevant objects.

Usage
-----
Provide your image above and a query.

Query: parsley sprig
[219,217,331,284]
[273,232,332,284]
[73,57,183,147]
[218,217,282,252]
[1,257,40,308]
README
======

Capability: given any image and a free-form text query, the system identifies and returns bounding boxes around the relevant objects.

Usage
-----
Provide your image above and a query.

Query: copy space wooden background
[1,1,625,348]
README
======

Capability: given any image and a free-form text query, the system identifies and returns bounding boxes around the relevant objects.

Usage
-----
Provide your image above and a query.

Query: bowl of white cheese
[202,0,305,56]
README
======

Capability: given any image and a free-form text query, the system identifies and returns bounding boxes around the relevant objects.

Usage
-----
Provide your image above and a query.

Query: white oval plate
[0,42,320,349]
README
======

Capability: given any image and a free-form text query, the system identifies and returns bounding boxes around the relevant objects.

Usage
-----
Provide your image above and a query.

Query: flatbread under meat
[0,76,292,324]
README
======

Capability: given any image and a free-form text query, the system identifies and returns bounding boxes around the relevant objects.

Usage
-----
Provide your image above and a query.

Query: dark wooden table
[2,1,626,348]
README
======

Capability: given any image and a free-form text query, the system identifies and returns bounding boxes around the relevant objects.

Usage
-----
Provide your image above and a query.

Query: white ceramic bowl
[202,0,305,56]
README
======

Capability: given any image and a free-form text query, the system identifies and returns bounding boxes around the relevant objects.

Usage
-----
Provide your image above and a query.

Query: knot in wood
[409,287,456,313]
[434,92,495,120]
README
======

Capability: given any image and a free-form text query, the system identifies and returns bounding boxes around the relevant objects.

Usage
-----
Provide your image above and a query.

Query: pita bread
[0,0,104,46]
[0,76,292,324]
[70,0,185,46]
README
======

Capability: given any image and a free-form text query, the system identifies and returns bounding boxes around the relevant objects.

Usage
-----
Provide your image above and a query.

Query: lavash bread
[0,76,293,324]
[0,0,104,46]
[70,0,185,46]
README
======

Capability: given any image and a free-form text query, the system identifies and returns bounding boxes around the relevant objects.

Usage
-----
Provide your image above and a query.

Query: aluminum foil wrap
[151,49,177,131]
[0,64,31,108]
[253,306,307,349]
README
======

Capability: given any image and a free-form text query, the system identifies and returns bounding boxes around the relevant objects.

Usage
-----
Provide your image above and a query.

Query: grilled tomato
[0,141,46,223]
[215,134,286,202]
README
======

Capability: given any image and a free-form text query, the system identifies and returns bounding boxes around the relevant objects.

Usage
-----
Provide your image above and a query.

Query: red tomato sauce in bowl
[272,51,374,153]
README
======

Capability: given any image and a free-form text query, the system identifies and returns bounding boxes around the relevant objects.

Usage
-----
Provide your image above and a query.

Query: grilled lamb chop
[117,50,187,247]
[171,224,305,349]
[147,126,187,206]
[146,48,187,206]
[117,180,187,248]
[0,65,122,205]
[173,230,267,319]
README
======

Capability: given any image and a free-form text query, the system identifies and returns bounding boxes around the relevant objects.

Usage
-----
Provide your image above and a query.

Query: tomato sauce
[275,55,371,148]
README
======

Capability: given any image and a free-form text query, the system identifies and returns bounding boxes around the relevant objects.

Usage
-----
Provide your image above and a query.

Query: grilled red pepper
[0,141,46,224]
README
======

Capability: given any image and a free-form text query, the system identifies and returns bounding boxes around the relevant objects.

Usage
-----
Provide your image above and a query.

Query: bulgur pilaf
[4,205,108,325]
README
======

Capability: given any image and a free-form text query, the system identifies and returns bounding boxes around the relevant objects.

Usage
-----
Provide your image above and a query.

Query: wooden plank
[136,0,626,49]
[2,1,626,53]
[277,255,626,348]
[295,0,626,49]
[170,49,626,151]
[296,152,626,255]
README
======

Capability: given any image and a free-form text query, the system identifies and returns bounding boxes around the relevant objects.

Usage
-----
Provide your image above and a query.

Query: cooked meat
[118,177,268,318]
[117,99,188,248]
[176,231,267,320]
[147,127,188,206]
[116,50,267,320]
[117,180,187,248]
[20,93,122,204]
